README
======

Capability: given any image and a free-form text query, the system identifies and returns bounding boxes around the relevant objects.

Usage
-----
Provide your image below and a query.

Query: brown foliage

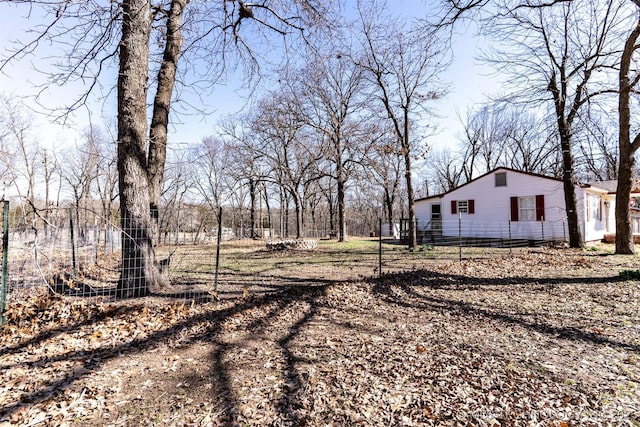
[1,249,639,425]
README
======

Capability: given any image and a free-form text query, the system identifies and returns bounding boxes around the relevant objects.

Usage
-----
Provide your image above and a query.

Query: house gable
[418,168,563,221]
[415,167,563,204]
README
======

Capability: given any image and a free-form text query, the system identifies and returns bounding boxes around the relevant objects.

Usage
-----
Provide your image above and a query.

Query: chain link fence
[0,203,572,323]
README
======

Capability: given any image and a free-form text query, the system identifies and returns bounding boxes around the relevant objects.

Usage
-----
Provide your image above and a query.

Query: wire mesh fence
[4,205,122,304]
[413,217,568,250]
[0,203,571,323]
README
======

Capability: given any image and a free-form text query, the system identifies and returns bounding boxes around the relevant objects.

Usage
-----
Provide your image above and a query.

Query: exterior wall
[415,169,640,242]
[579,187,608,242]
[603,196,615,234]
[415,197,442,223]
[600,194,640,237]
[416,169,569,240]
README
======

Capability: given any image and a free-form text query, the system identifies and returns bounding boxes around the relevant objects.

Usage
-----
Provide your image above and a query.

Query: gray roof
[586,179,640,194]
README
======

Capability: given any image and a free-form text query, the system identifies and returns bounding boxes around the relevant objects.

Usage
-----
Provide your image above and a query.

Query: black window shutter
[535,195,545,221]
[510,197,519,221]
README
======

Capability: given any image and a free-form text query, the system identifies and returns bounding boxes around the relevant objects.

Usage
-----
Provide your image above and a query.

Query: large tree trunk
[615,12,640,255]
[404,162,417,250]
[337,169,346,242]
[282,191,289,238]
[264,186,272,233]
[117,0,160,296]
[293,192,304,239]
[148,0,185,234]
[118,0,190,296]
[559,129,583,248]
[550,75,584,249]
[117,0,185,296]
[249,178,258,238]
[562,167,584,248]
[327,191,336,236]
[615,155,635,254]
[403,109,417,250]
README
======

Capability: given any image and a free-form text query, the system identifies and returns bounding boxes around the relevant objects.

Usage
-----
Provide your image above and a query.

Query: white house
[414,167,638,244]
[582,179,640,241]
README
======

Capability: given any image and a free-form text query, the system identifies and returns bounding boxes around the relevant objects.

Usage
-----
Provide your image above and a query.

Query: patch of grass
[319,238,383,254]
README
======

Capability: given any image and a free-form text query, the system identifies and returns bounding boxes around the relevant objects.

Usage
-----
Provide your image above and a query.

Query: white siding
[580,188,608,242]
[415,197,441,223]
[416,169,569,240]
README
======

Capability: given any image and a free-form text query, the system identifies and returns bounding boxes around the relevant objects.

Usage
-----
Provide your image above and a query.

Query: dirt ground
[1,246,639,426]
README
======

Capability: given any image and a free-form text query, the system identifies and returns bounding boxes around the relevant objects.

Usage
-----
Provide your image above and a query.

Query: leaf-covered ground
[1,248,639,426]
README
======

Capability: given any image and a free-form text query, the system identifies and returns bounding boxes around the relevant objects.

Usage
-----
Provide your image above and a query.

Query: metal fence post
[541,217,545,243]
[508,219,512,254]
[104,224,108,256]
[378,217,382,278]
[69,208,77,275]
[458,212,462,261]
[1,201,9,325]
[214,207,223,292]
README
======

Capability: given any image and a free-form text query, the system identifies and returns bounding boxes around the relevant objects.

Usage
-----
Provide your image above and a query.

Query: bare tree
[0,97,40,203]
[504,111,559,175]
[249,87,325,239]
[315,175,337,234]
[1,0,331,295]
[160,150,196,244]
[457,105,510,180]
[297,47,369,241]
[40,147,62,238]
[364,126,404,227]
[356,1,448,249]
[576,112,619,181]
[219,118,271,239]
[465,0,627,248]
[189,137,235,212]
[90,124,119,227]
[457,103,559,177]
[426,147,465,194]
[615,0,640,254]
[59,128,103,241]
[230,143,269,240]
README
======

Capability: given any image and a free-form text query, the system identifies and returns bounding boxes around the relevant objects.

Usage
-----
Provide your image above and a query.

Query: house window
[510,195,545,222]
[495,172,507,187]
[518,196,536,221]
[451,199,475,214]
[588,194,601,221]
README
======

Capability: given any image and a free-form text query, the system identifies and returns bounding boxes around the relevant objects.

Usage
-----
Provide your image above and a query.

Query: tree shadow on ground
[0,280,334,424]
[3,262,637,424]
[369,269,639,354]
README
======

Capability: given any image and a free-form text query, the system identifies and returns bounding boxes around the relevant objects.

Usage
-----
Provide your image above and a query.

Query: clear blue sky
[0,0,502,151]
